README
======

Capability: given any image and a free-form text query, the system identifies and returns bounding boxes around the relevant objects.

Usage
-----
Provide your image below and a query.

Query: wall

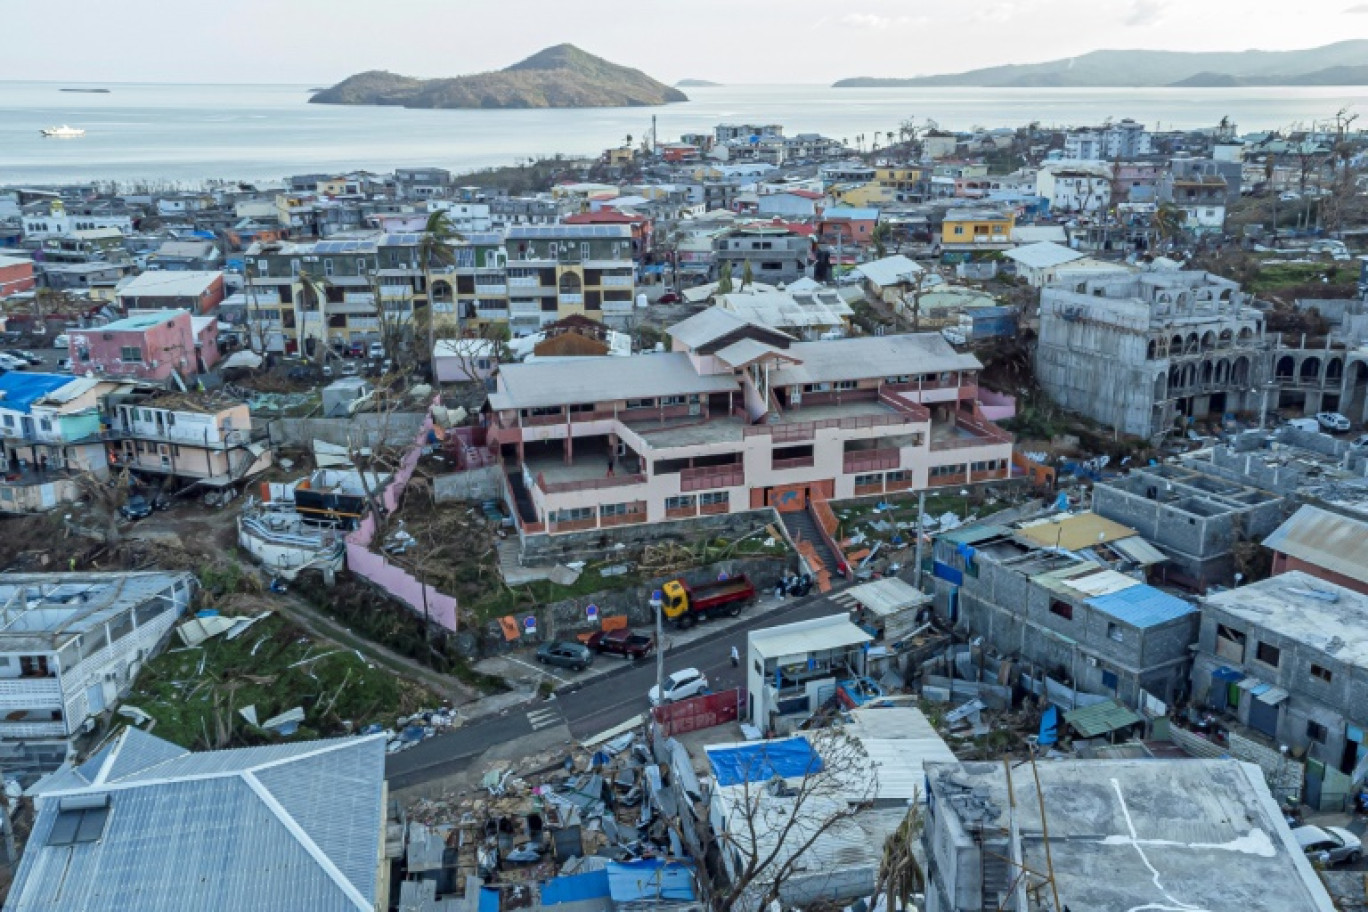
[266,412,428,449]
[433,467,502,503]
[518,507,780,566]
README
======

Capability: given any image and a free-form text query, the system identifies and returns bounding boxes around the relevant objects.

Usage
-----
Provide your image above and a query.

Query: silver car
[1293,825,1362,866]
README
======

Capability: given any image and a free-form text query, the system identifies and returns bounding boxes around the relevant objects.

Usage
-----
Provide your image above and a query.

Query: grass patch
[1247,261,1346,293]
[128,614,438,751]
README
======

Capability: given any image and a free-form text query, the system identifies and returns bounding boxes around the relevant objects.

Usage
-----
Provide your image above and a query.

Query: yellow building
[605,147,636,166]
[875,166,923,193]
[835,182,896,208]
[940,208,1016,248]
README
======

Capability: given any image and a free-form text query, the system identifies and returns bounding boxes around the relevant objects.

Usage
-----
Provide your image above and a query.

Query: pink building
[486,306,1013,537]
[68,310,220,381]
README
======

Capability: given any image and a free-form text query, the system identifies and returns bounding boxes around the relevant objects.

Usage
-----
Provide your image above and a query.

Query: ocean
[4,80,1368,187]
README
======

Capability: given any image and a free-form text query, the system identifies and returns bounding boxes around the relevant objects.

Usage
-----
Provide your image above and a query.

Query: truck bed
[690,577,754,601]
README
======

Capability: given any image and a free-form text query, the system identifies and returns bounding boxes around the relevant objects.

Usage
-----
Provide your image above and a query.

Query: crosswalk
[827,590,862,611]
[526,707,562,731]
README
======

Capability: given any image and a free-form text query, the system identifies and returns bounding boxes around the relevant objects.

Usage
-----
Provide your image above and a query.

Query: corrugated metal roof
[1003,241,1084,270]
[495,353,737,410]
[605,860,695,903]
[773,333,980,386]
[1110,535,1168,567]
[939,524,1009,545]
[748,615,872,659]
[666,306,751,349]
[12,731,386,912]
[1087,585,1196,629]
[715,338,792,369]
[1063,700,1143,738]
[844,578,931,616]
[853,254,924,288]
[1263,504,1368,587]
[1015,512,1137,551]
[0,373,83,415]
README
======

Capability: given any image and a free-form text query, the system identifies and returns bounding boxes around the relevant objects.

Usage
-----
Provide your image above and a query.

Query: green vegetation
[311,44,687,109]
[127,614,434,751]
[1246,261,1349,293]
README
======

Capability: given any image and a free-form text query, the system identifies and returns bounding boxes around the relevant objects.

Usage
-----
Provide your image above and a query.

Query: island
[833,40,1368,88]
[311,44,687,109]
[676,79,721,88]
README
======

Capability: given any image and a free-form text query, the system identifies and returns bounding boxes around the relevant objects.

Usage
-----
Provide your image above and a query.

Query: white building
[21,202,133,237]
[1036,164,1113,214]
[1064,119,1152,160]
[426,200,494,233]
[0,572,195,779]
[746,615,872,727]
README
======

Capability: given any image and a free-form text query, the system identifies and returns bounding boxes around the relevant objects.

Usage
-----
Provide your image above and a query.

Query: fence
[344,401,460,631]
[651,688,741,736]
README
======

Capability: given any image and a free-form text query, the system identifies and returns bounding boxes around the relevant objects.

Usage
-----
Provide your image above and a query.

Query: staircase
[980,839,1011,912]
[780,507,840,593]
[505,469,539,527]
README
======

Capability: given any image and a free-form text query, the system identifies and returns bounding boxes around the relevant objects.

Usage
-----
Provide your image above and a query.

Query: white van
[1287,418,1320,433]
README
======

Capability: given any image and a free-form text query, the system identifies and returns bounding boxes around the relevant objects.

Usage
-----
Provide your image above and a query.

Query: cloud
[1346,2,1368,11]
[839,12,911,29]
[1124,0,1169,25]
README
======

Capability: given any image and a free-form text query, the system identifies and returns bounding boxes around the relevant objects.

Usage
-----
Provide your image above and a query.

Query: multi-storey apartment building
[712,225,811,285]
[105,388,272,486]
[504,225,637,335]
[0,571,196,778]
[486,307,1012,535]
[0,374,111,514]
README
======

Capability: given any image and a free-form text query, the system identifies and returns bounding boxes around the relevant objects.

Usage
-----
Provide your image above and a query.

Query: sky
[4,0,1368,85]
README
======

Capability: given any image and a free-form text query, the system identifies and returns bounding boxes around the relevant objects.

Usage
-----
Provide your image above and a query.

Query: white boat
[40,125,85,138]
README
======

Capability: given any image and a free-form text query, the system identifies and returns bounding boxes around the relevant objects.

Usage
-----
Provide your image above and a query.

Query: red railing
[843,449,900,473]
[699,500,729,515]
[665,505,698,519]
[600,508,647,528]
[971,468,1010,483]
[536,472,647,494]
[550,516,598,533]
[744,409,922,441]
[928,472,969,487]
[885,478,913,492]
[521,411,566,427]
[930,413,1013,451]
[878,388,932,422]
[771,456,816,471]
[854,482,883,497]
[569,409,616,423]
[680,465,744,492]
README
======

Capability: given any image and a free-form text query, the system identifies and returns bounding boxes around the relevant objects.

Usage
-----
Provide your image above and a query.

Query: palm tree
[871,222,892,259]
[1152,202,1187,249]
[416,210,465,361]
[717,261,734,294]
[741,259,754,291]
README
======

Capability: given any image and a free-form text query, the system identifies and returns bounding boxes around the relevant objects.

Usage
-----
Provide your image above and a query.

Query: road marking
[504,655,569,684]
[526,708,562,731]
[828,591,859,610]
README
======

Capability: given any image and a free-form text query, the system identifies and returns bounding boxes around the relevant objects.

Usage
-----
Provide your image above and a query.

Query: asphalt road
[383,590,852,788]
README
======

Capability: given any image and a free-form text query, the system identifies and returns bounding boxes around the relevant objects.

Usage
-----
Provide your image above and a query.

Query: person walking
[730,645,739,668]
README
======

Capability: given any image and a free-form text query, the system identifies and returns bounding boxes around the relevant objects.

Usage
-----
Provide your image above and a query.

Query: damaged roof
[1262,505,1368,588]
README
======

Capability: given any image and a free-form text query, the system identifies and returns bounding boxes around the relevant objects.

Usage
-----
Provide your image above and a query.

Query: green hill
[834,40,1368,88]
[311,44,688,109]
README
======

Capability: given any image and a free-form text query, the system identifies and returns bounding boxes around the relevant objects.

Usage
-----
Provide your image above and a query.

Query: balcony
[475,282,508,294]
[928,471,969,488]
[558,293,584,306]
[843,448,900,474]
[680,465,744,492]
[772,455,816,471]
[699,500,730,515]
[601,275,634,287]
[535,470,647,495]
[508,276,541,288]
[929,414,1013,451]
[600,505,647,528]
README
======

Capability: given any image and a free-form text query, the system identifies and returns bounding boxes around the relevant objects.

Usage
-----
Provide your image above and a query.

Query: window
[699,491,729,506]
[624,398,655,409]
[553,507,593,523]
[1255,641,1281,668]
[1311,664,1333,683]
[665,495,696,510]
[1108,623,1123,642]
[46,796,111,847]
[600,503,629,518]
[120,346,143,363]
[660,396,686,406]
[853,473,881,487]
[1307,720,1328,744]
[834,380,857,391]
[886,470,908,482]
[39,419,51,432]
[1049,600,1074,621]
[1215,624,1246,662]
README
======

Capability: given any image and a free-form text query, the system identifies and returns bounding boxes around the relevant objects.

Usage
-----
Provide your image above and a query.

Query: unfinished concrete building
[1035,269,1266,438]
[1092,460,1288,590]
[932,515,1198,708]
[923,759,1335,912]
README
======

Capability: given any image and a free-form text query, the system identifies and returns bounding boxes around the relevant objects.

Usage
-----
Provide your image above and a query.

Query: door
[19,417,33,440]
[767,484,808,512]
[86,682,106,715]
[1249,697,1280,738]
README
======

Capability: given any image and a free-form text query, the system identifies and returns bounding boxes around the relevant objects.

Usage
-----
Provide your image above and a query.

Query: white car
[648,668,709,705]
[368,342,384,359]
[1293,824,1362,866]
[53,334,69,350]
[1316,411,1351,433]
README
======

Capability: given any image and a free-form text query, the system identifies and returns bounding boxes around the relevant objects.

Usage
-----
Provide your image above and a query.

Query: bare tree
[897,270,941,334]
[705,729,876,912]
[874,799,925,912]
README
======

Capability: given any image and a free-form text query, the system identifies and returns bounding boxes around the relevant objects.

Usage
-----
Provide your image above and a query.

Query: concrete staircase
[780,507,840,593]
[505,469,538,526]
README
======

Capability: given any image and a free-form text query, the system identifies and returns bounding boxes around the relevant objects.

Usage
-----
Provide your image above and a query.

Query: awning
[1236,676,1265,692]
[1212,666,1245,682]
[1063,699,1144,739]
[1111,536,1168,566]
[1256,686,1290,706]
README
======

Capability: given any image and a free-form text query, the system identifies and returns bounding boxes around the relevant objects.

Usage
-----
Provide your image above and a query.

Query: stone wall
[266,412,428,449]
[517,508,782,566]
[481,555,794,654]
[432,467,502,503]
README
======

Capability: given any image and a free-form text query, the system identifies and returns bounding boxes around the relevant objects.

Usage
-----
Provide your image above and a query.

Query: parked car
[286,366,315,382]
[1351,433,1368,450]
[1288,417,1321,433]
[648,667,709,705]
[119,494,153,521]
[55,358,74,372]
[657,291,680,304]
[0,355,27,371]
[5,350,40,366]
[586,628,655,660]
[535,640,594,671]
[347,341,366,358]
[340,362,359,377]
[1316,411,1351,432]
[368,342,385,359]
[52,334,69,350]
[1293,825,1362,866]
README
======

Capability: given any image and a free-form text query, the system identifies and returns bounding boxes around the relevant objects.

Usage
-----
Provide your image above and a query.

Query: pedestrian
[730,645,739,667]
[606,455,615,477]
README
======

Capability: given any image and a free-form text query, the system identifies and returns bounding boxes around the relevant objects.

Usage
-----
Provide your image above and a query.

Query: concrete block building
[1193,571,1368,803]
[1035,270,1265,438]
[932,513,1198,707]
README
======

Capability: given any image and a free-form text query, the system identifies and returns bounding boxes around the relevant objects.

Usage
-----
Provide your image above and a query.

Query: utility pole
[652,590,665,713]
[913,490,927,590]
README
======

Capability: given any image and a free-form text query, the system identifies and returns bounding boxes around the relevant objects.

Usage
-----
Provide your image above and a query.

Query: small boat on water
[40,125,85,138]
[59,88,110,93]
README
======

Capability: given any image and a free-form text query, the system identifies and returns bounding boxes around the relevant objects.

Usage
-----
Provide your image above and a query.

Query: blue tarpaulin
[1212,666,1245,682]
[478,888,501,912]
[0,373,76,414]
[606,860,695,902]
[706,736,822,787]
[933,561,963,586]
[540,870,611,906]
[1038,705,1059,747]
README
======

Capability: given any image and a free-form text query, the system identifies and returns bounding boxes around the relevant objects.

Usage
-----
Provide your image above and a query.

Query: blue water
[3,81,1368,186]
